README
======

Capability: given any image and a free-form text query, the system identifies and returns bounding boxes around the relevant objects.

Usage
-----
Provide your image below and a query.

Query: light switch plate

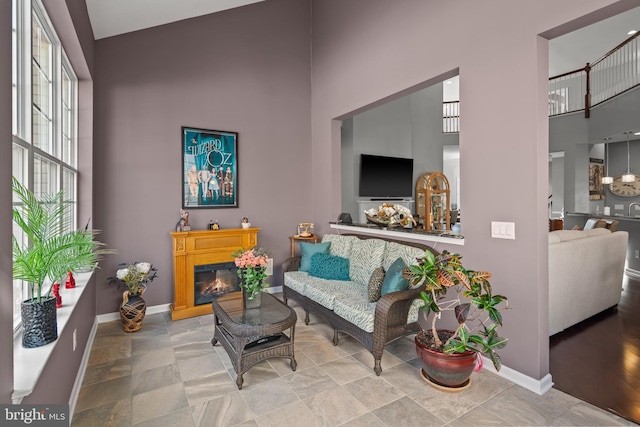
[491,221,515,240]
[265,258,273,276]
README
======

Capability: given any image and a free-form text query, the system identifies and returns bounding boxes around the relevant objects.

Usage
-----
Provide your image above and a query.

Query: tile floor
[72,298,637,427]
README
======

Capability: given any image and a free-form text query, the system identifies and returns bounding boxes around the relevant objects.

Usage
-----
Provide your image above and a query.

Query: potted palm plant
[12,177,111,348]
[403,250,509,389]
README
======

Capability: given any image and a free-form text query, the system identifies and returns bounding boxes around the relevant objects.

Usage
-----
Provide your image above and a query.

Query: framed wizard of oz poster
[182,127,238,208]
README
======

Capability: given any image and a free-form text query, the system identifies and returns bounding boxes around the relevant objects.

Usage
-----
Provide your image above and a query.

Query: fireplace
[194,262,239,306]
[170,228,260,320]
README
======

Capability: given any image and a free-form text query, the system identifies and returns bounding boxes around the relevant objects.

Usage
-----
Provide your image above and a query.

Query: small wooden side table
[289,234,318,257]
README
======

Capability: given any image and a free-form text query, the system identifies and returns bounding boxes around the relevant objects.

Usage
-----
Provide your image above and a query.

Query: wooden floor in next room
[550,273,640,425]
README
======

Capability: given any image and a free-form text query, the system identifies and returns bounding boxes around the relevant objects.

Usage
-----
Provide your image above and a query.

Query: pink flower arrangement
[234,249,269,269]
[231,247,270,299]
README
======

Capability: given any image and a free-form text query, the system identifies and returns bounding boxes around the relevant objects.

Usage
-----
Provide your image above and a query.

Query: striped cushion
[408,298,424,323]
[333,290,376,332]
[283,271,310,294]
[383,242,425,271]
[333,293,425,333]
[303,279,361,310]
[349,239,386,288]
[322,234,359,258]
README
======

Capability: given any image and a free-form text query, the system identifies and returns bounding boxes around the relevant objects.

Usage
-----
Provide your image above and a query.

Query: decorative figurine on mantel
[241,217,251,229]
[176,209,191,232]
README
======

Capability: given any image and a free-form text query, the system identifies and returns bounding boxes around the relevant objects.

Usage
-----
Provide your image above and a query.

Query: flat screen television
[359,154,414,198]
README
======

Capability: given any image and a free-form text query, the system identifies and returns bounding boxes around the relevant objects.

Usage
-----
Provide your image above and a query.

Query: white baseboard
[481,355,554,395]
[68,318,99,423]
[96,303,172,323]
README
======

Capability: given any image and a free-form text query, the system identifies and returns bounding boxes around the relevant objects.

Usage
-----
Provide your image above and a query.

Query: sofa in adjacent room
[548,227,628,335]
[282,233,435,375]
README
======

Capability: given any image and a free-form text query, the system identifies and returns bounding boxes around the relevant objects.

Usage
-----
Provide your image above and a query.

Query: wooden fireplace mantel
[169,228,260,320]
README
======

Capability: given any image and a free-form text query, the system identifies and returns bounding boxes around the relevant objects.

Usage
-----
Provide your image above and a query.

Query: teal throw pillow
[299,241,331,272]
[308,253,350,280]
[380,257,409,296]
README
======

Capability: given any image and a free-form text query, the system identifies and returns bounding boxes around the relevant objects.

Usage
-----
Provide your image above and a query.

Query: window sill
[12,271,94,403]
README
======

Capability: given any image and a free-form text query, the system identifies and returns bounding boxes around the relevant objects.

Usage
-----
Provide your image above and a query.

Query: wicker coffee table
[211,292,297,389]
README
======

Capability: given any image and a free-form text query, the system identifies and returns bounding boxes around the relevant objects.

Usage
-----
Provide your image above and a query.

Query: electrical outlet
[265,258,273,276]
[73,329,77,351]
[635,250,639,259]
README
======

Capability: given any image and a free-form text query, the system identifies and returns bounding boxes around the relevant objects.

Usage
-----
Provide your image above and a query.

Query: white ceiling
[85,1,639,76]
[549,6,640,76]
[85,0,264,40]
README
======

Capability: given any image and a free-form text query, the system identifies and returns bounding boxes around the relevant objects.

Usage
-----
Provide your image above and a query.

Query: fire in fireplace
[194,262,239,306]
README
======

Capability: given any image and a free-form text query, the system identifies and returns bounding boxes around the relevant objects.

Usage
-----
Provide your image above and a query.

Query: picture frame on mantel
[182,127,238,209]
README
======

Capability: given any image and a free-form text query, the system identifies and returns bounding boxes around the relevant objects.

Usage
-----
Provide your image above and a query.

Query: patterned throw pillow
[308,253,350,280]
[299,242,331,272]
[367,266,386,302]
[380,257,409,296]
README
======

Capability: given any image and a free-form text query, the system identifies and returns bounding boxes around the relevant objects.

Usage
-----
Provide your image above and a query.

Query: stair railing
[549,31,640,118]
[443,100,460,133]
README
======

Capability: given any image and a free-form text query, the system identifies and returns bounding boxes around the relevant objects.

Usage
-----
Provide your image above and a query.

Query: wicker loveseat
[282,233,435,375]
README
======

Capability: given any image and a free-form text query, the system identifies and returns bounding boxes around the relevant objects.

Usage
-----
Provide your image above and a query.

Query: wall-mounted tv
[359,154,414,198]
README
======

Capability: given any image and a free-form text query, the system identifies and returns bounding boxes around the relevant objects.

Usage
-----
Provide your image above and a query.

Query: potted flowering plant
[110,262,157,296]
[231,246,270,305]
[403,250,509,389]
[109,261,157,332]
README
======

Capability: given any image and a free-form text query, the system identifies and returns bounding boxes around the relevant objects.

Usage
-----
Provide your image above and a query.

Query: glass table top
[214,292,293,326]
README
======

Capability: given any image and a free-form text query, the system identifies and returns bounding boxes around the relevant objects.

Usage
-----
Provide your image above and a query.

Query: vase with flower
[231,246,270,308]
[108,261,158,332]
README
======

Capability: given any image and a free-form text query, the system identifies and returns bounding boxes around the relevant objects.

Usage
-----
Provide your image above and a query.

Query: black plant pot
[21,296,58,348]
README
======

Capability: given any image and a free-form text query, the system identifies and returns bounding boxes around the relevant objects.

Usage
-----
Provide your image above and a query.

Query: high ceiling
[549,6,640,76]
[85,0,264,40]
[85,1,640,76]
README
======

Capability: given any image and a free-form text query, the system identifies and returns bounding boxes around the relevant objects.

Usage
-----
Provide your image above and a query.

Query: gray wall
[1,0,14,405]
[549,112,590,213]
[93,0,312,315]
[589,86,640,142]
[310,0,628,381]
[549,154,565,217]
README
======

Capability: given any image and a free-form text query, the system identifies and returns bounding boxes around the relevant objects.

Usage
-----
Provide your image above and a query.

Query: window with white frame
[12,0,79,330]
